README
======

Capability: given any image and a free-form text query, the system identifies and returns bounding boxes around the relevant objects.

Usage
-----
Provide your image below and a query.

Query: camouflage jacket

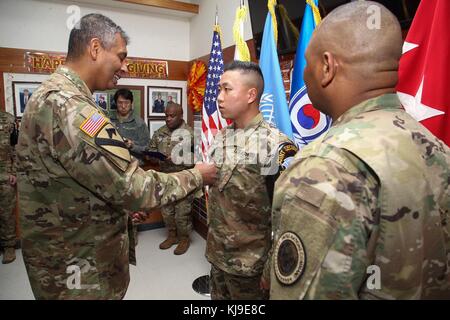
[148,121,194,173]
[270,94,450,299]
[0,111,16,180]
[16,66,203,300]
[206,113,297,277]
[110,113,149,161]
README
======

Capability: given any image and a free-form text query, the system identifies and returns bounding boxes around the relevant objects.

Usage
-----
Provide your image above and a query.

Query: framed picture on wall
[93,85,145,120]
[93,92,109,112]
[148,119,166,138]
[148,86,182,116]
[12,81,41,118]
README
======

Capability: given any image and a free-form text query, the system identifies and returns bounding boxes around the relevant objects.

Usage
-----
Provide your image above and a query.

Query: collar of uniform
[177,120,188,130]
[157,124,172,136]
[112,113,136,124]
[332,93,402,127]
[162,120,187,134]
[233,112,263,132]
[224,113,263,143]
[55,65,93,98]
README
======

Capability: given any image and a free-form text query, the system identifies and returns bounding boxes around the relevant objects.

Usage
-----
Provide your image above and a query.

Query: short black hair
[224,61,264,81]
[223,60,265,100]
[67,13,129,61]
[114,88,133,104]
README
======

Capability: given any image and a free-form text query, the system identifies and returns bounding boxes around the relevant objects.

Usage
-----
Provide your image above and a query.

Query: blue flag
[259,11,293,139]
[289,0,331,148]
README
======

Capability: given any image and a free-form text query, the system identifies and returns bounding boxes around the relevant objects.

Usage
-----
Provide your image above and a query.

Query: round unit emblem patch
[274,231,306,285]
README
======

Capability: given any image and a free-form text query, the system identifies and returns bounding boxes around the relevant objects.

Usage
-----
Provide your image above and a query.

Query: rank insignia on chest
[79,112,107,137]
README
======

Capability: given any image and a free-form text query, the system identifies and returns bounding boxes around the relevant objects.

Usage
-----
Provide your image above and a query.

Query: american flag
[80,112,107,137]
[201,25,230,162]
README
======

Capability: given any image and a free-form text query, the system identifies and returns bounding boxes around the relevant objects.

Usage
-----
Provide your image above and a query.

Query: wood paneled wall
[0,47,189,111]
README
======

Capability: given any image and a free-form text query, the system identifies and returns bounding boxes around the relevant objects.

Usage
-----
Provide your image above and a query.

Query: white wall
[0,0,255,61]
[189,0,253,60]
[0,0,191,61]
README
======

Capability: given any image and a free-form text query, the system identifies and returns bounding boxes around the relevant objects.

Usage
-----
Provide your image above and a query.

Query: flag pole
[215,5,218,25]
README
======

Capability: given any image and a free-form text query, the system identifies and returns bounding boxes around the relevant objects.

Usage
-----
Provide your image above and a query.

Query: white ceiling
[54,0,198,19]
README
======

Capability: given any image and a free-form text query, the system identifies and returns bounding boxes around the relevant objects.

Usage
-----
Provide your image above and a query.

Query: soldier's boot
[174,237,190,255]
[2,247,16,264]
[159,230,178,250]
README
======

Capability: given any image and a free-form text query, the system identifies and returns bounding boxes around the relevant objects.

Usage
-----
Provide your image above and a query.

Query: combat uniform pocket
[270,184,339,300]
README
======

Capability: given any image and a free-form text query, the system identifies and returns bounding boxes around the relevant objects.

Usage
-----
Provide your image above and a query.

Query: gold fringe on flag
[233,5,251,61]
[268,0,278,45]
[306,0,322,25]
[213,24,223,45]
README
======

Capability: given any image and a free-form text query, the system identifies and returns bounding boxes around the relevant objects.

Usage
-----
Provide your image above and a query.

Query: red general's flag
[397,0,449,146]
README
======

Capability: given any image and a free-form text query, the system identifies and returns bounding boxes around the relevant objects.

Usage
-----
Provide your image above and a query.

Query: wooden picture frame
[148,118,166,138]
[93,85,145,120]
[148,86,182,116]
[12,81,41,118]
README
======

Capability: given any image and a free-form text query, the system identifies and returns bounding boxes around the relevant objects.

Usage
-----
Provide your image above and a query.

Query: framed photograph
[148,86,182,116]
[148,119,166,138]
[93,92,109,112]
[93,85,145,120]
[12,81,41,118]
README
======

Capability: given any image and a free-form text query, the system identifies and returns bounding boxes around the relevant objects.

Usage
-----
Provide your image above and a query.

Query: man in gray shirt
[110,88,149,165]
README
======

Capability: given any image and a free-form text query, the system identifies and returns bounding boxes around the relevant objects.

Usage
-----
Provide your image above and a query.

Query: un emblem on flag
[259,93,275,126]
[289,86,331,146]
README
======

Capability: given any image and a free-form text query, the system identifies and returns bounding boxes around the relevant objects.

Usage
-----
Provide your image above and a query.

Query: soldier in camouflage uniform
[206,61,298,300]
[110,88,150,165]
[148,102,195,255]
[270,2,450,299]
[0,110,18,264]
[16,14,216,300]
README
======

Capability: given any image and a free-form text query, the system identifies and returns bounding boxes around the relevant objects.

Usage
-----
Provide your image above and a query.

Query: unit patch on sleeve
[274,231,306,285]
[94,123,131,163]
[278,142,298,171]
[79,111,107,137]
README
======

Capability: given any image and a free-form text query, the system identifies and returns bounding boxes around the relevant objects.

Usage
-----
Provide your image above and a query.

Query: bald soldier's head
[165,102,183,130]
[304,1,403,120]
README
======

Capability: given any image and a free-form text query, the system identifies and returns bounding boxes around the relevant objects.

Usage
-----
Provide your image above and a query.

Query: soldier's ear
[88,38,102,61]
[248,87,258,104]
[321,51,337,88]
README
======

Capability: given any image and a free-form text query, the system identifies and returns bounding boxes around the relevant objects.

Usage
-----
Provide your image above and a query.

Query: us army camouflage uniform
[111,112,150,249]
[16,66,203,300]
[148,121,195,239]
[110,112,150,165]
[270,94,450,300]
[0,111,17,249]
[206,113,297,300]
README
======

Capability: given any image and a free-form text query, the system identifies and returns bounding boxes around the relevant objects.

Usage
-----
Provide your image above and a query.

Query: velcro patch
[79,111,107,137]
[296,182,326,209]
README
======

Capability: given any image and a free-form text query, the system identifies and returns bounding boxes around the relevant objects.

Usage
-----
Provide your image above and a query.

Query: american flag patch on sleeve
[79,111,107,137]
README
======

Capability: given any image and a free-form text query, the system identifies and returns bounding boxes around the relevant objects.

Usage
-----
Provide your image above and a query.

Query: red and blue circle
[289,86,331,145]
